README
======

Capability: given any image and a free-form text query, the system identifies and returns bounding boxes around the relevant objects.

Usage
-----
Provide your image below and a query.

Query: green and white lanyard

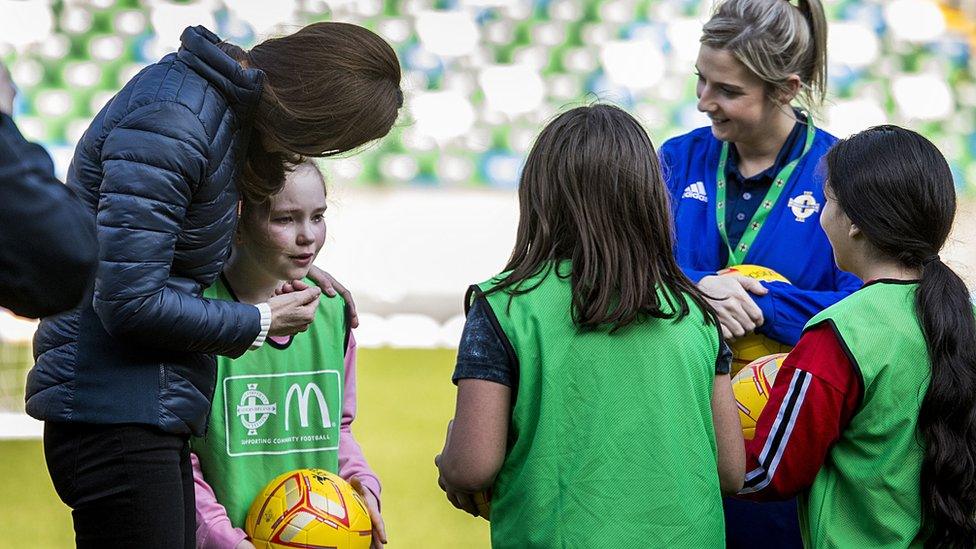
[716,121,816,267]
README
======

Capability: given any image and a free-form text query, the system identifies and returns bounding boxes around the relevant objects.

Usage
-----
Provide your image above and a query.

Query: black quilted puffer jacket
[28,26,264,436]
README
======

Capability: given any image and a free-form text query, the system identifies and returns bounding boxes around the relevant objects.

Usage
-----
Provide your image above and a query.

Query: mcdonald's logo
[284,383,333,431]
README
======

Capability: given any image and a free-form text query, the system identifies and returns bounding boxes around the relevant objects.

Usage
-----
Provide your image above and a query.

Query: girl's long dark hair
[219,22,402,204]
[825,125,976,548]
[491,104,715,332]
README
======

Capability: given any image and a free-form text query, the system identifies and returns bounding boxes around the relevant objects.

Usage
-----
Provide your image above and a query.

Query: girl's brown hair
[490,104,716,331]
[220,22,402,203]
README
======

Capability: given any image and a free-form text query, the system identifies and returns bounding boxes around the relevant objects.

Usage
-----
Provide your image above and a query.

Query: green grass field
[0,348,490,549]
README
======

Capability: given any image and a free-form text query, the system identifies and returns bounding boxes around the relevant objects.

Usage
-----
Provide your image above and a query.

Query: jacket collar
[176,26,264,116]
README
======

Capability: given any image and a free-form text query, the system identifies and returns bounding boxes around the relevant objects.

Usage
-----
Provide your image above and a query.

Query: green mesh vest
[191,277,348,527]
[478,261,725,548]
[801,281,932,548]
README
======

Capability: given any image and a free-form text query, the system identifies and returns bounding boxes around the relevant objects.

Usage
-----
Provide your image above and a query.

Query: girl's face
[239,165,328,282]
[695,45,781,146]
[820,181,856,272]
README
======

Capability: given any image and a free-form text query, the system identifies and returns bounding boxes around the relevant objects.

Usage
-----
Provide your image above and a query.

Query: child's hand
[435,453,489,520]
[350,477,387,549]
[235,539,256,549]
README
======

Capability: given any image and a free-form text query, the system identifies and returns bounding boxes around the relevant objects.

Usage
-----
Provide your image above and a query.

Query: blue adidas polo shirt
[659,124,861,346]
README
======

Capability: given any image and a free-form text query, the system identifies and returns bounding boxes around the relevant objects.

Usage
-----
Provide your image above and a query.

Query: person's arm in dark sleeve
[0,113,97,318]
[452,297,515,388]
[92,102,259,358]
[737,323,861,500]
[751,268,862,345]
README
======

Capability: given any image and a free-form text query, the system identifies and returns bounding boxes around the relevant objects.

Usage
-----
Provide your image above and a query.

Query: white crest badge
[237,383,277,435]
[788,191,820,222]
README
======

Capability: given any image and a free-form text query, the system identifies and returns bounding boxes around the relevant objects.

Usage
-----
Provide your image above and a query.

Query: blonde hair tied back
[701,0,828,115]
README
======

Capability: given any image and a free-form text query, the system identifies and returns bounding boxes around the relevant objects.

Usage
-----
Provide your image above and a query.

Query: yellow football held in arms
[246,469,372,549]
[732,353,788,440]
[718,264,793,375]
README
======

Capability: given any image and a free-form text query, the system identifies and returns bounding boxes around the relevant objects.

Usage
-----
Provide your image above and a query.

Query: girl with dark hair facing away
[28,23,401,548]
[659,0,860,543]
[737,125,976,548]
[436,104,745,547]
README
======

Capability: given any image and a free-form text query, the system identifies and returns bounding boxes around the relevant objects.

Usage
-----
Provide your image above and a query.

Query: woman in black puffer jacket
[28,24,401,548]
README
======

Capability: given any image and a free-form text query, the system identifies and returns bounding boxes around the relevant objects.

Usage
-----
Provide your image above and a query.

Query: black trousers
[43,422,195,549]
[724,497,803,548]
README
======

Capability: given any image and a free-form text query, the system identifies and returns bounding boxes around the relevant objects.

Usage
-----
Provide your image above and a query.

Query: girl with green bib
[189,162,386,549]
[738,126,976,548]
[436,104,746,548]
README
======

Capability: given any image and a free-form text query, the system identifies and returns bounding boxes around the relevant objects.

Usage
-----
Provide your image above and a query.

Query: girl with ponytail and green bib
[738,126,976,548]
[435,104,746,547]
[189,162,386,549]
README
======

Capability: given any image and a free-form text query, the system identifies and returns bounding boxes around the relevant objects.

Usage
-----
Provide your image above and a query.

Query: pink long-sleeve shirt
[191,332,380,549]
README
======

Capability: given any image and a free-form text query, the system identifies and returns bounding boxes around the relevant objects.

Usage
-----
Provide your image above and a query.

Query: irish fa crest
[237,383,277,435]
[788,191,820,222]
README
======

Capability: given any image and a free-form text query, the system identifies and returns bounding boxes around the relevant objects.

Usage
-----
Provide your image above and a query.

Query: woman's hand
[698,275,768,340]
[306,266,359,328]
[350,477,387,549]
[308,265,359,328]
[267,286,320,337]
[283,269,357,330]
[0,61,15,116]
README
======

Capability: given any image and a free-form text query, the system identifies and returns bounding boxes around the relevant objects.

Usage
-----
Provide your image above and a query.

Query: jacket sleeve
[92,101,259,357]
[751,268,861,346]
[0,114,97,318]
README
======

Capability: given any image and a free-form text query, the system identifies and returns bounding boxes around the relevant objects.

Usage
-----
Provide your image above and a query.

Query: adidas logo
[682,181,708,202]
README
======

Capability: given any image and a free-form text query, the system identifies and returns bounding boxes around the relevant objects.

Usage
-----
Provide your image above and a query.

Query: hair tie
[922,254,940,266]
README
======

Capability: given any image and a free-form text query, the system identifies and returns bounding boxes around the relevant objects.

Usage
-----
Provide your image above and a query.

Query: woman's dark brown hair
[220,22,402,203]
[490,104,716,331]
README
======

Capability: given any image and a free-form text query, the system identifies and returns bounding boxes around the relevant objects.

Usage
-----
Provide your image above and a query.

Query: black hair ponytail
[825,125,976,548]
[916,255,976,548]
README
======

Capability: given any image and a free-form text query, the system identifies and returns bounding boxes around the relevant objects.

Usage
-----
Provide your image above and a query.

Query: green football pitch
[0,348,489,549]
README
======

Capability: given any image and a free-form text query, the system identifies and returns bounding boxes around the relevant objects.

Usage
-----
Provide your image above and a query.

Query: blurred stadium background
[0,0,975,547]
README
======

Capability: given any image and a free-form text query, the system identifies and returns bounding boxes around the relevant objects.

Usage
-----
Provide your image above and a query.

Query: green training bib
[191,276,348,528]
[479,261,725,548]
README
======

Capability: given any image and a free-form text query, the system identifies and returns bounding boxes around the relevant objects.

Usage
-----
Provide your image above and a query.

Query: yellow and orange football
[732,353,788,440]
[246,469,371,549]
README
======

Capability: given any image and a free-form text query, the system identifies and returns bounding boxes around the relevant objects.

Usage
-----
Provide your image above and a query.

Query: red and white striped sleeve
[737,323,862,500]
